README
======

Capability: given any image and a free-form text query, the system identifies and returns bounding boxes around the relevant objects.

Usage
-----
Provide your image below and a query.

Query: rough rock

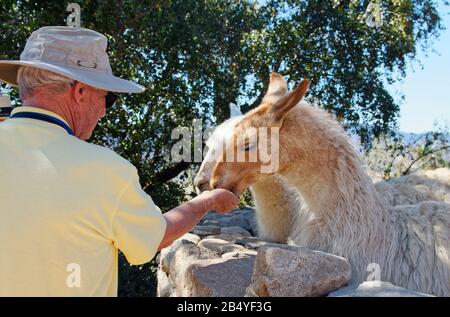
[198,238,249,255]
[220,226,252,237]
[156,267,175,297]
[246,245,351,297]
[185,253,256,297]
[159,233,201,273]
[166,244,220,296]
[200,209,258,235]
[191,225,221,236]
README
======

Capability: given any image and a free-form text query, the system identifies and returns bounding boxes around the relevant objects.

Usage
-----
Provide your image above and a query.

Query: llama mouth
[196,182,211,194]
[229,186,242,197]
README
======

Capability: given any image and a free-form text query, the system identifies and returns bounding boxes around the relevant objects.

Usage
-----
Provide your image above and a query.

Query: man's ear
[270,79,310,123]
[71,81,86,105]
[262,72,288,104]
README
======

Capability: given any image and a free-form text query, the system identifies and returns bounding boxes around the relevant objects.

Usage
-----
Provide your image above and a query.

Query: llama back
[388,201,450,296]
[374,168,450,206]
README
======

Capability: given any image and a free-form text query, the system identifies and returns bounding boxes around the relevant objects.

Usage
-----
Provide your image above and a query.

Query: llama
[210,73,450,296]
[195,103,301,242]
[196,105,450,243]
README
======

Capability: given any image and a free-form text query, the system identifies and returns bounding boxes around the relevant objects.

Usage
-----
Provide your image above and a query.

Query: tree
[241,0,448,146]
[1,0,447,197]
[1,0,447,296]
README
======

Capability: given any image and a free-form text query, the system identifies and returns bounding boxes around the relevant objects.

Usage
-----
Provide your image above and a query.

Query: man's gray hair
[17,66,74,100]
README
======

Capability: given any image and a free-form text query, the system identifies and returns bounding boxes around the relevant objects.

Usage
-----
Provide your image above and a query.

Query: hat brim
[0,60,145,93]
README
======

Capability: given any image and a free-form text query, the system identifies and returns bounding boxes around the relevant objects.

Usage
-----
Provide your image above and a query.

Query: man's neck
[22,93,75,130]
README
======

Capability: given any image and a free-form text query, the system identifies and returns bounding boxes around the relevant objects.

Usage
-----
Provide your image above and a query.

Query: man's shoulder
[70,138,135,171]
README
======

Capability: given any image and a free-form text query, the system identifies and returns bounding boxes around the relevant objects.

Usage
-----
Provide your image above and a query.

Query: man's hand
[158,188,240,250]
[199,189,240,213]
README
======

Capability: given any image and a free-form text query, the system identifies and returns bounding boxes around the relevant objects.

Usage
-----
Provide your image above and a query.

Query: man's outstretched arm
[158,189,239,250]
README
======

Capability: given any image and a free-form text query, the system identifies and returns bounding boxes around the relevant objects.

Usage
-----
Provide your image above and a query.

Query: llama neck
[250,175,300,243]
[280,105,392,270]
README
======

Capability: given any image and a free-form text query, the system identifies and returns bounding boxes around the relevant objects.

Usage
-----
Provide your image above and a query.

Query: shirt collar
[10,106,72,130]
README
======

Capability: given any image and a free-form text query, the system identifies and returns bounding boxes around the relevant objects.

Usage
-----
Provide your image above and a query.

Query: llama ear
[229,103,242,118]
[271,79,310,123]
[263,72,288,103]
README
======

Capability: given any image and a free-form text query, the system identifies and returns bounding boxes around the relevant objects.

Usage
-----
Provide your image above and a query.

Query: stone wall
[157,208,432,297]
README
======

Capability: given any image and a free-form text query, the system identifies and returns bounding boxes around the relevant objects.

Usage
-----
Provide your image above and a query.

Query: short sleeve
[112,169,167,265]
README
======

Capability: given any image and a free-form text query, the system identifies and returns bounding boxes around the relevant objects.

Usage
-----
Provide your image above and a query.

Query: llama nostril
[211,181,218,189]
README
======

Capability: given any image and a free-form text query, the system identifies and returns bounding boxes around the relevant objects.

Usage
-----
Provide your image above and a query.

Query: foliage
[365,125,450,179]
[1,0,447,296]
[118,253,158,297]
[241,0,447,146]
[239,188,254,208]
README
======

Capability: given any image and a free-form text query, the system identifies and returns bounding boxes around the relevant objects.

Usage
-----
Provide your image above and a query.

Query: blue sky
[390,6,450,133]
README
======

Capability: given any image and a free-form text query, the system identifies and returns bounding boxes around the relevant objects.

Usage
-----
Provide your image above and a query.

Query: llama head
[210,73,310,195]
[194,103,244,193]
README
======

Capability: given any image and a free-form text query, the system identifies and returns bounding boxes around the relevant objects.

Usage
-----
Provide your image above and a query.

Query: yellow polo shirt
[0,106,166,296]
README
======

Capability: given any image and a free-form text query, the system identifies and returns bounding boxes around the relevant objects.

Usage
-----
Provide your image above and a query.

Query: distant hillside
[400,131,450,144]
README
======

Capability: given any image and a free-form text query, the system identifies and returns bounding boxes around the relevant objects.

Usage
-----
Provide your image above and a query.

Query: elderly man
[0,26,239,296]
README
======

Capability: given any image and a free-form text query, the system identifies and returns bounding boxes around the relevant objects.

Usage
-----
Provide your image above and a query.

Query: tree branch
[144,161,191,190]
[402,145,450,176]
[410,157,434,175]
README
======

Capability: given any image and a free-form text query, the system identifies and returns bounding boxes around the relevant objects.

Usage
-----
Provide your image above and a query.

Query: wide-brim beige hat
[0,26,144,93]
